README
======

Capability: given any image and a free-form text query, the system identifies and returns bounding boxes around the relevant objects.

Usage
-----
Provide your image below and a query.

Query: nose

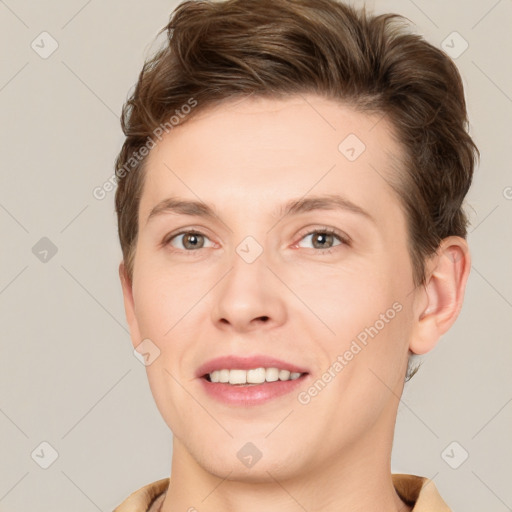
[210,247,287,333]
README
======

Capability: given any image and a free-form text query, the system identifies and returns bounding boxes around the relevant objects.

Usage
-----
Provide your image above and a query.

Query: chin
[190,438,306,482]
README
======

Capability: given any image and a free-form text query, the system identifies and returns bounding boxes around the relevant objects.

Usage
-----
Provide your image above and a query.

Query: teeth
[279,369,291,380]
[265,368,279,382]
[247,367,266,383]
[207,368,304,385]
[229,369,246,385]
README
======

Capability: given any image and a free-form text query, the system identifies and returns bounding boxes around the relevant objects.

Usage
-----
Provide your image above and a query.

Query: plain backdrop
[0,0,511,510]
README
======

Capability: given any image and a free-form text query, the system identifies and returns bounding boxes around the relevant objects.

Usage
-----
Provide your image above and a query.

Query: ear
[409,236,471,355]
[119,261,142,349]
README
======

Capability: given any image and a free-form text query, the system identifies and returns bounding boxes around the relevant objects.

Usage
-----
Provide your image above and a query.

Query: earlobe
[409,236,471,355]
[119,261,142,348]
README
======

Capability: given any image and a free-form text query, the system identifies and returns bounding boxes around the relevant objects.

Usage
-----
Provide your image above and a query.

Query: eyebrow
[145,194,375,226]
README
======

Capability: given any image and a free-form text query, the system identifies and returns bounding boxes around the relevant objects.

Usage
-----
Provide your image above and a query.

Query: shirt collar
[115,474,451,511]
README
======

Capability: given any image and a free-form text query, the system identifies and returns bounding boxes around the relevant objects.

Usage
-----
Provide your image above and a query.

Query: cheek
[132,257,210,339]
[327,294,412,412]
[144,360,191,439]
[288,263,410,384]
[285,261,399,335]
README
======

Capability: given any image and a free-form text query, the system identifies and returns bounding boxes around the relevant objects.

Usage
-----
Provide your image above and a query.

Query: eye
[164,230,214,251]
[296,228,349,253]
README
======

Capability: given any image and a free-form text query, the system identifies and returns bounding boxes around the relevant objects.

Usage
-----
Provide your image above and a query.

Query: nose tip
[211,255,286,332]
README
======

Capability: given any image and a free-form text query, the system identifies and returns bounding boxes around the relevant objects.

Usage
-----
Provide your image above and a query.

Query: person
[113,0,478,510]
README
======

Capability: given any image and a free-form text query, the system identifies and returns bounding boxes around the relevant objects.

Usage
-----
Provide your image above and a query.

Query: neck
[160,418,412,512]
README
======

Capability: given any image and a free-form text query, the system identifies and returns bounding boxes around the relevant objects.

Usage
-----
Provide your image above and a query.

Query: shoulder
[113,478,169,512]
[392,473,451,511]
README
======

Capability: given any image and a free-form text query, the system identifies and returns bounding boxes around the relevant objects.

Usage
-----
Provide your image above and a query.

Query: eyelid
[162,227,216,249]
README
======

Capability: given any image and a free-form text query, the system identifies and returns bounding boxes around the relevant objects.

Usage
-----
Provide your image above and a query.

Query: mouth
[196,356,310,406]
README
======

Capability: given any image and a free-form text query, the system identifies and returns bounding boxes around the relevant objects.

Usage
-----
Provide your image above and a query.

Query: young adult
[113,1,478,510]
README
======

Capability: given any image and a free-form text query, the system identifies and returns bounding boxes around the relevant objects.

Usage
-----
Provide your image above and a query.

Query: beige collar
[115,474,451,511]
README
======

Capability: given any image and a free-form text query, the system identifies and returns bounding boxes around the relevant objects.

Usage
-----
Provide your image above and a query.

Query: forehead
[139,94,404,229]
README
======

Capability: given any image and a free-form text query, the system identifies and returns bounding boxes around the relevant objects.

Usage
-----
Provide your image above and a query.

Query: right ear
[119,261,142,349]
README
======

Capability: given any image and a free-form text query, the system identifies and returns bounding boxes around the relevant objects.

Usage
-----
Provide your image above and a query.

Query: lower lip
[198,375,309,406]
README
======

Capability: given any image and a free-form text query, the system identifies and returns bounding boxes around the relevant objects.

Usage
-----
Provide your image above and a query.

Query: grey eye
[168,231,213,250]
[299,231,343,249]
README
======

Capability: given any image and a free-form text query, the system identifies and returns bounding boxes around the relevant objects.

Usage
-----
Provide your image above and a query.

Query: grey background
[0,0,511,510]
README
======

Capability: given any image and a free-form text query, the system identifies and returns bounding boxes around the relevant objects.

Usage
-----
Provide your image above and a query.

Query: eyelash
[162,227,350,255]
[295,227,350,254]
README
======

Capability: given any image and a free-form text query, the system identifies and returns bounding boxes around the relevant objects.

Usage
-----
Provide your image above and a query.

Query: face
[121,95,424,481]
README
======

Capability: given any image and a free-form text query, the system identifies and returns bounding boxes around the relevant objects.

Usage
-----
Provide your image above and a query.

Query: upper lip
[196,355,310,378]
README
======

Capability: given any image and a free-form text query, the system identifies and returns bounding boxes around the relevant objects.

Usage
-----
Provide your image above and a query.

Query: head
[115,0,477,482]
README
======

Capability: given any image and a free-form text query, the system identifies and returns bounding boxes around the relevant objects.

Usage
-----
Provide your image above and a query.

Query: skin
[119,94,471,512]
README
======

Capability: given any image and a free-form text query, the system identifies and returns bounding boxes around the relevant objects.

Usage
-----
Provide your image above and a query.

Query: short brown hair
[115,0,478,290]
